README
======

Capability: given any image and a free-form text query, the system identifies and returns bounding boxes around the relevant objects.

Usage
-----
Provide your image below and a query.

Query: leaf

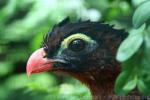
[136,31,150,95]
[123,75,137,92]
[114,71,131,95]
[132,0,148,7]
[133,0,150,28]
[137,79,149,95]
[116,24,145,62]
[115,71,138,95]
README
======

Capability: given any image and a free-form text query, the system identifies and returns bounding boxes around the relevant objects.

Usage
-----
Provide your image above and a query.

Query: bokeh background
[0,0,147,100]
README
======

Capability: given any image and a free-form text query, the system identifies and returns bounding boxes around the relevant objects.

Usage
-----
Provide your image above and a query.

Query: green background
[0,0,148,99]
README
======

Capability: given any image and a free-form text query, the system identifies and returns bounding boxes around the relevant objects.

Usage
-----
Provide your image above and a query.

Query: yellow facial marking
[57,33,96,55]
[61,33,93,49]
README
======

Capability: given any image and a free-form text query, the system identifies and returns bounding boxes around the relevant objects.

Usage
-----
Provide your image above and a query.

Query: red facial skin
[26,48,55,76]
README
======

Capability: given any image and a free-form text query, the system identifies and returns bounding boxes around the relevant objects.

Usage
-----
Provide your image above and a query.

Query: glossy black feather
[43,18,127,57]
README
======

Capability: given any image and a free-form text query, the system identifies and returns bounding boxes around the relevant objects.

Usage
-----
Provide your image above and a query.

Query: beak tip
[27,71,31,77]
[26,48,54,76]
[26,67,32,77]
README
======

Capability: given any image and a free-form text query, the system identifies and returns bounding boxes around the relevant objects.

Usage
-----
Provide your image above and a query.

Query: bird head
[26,18,127,95]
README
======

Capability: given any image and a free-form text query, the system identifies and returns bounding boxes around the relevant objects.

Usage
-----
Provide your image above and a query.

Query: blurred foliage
[116,0,150,95]
[0,73,91,100]
[0,0,149,99]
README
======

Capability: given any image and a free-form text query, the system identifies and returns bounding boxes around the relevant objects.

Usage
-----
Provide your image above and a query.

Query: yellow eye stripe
[57,33,96,55]
[61,33,93,49]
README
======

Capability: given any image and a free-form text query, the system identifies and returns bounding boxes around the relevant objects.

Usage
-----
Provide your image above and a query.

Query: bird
[26,18,141,99]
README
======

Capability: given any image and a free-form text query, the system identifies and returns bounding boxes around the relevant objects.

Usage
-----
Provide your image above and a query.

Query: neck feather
[68,65,120,100]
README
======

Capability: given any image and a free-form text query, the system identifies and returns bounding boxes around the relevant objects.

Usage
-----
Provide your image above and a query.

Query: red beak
[26,48,54,76]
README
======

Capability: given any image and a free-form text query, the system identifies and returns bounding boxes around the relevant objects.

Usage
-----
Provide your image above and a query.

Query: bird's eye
[68,39,86,52]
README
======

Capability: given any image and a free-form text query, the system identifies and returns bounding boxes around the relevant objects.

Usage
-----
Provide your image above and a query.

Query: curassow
[26,18,141,99]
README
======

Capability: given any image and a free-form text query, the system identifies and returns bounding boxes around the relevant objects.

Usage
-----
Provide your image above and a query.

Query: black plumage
[27,18,144,100]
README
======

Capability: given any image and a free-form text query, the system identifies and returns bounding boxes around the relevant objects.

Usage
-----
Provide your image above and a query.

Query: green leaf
[114,71,131,95]
[116,24,145,62]
[137,79,149,95]
[115,71,138,95]
[123,75,137,92]
[133,0,150,28]
[132,0,148,7]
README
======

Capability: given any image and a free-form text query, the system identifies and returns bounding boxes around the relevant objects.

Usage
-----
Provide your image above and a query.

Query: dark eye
[69,39,86,52]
